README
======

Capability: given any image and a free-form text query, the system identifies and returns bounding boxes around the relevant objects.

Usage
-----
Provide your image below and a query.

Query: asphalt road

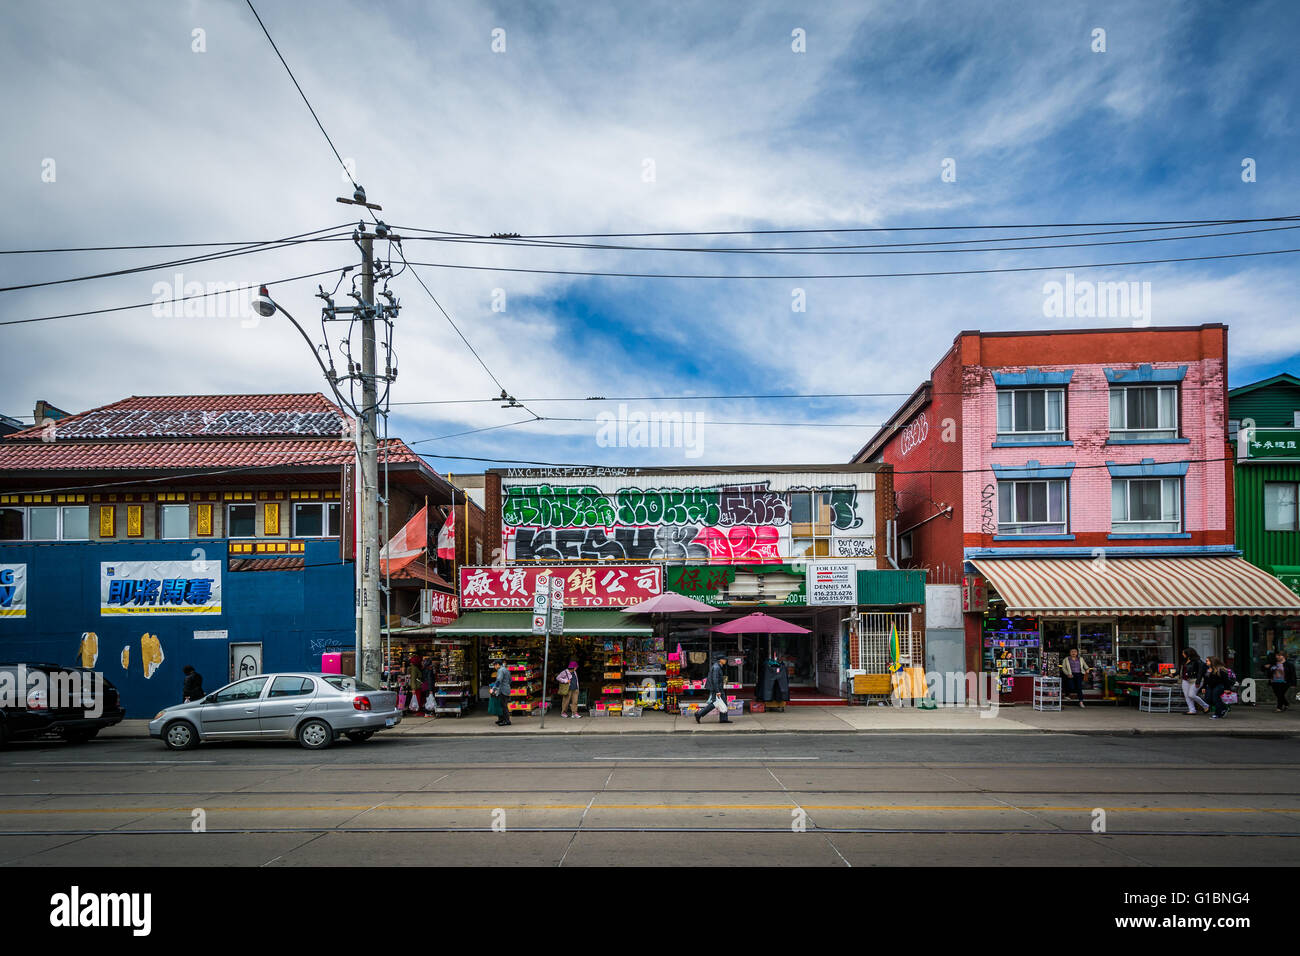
[2,732,1297,866]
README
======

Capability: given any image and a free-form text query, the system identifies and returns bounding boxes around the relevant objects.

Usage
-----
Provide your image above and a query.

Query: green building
[1228,373,1300,699]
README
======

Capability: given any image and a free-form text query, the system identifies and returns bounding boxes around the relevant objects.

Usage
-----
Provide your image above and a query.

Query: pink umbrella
[621,593,718,614]
[710,612,810,634]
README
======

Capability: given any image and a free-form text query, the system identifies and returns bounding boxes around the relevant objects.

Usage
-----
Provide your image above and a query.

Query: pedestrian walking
[181,665,204,702]
[1179,648,1210,715]
[488,659,513,727]
[1203,656,1235,719]
[406,655,424,712]
[694,654,731,724]
[1268,651,1296,712]
[1058,647,1089,707]
[556,660,582,718]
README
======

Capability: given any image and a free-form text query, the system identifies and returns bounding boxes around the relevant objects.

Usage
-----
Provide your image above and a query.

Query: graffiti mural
[502,478,875,564]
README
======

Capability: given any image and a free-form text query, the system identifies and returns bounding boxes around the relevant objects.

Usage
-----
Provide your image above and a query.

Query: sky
[2,0,1298,473]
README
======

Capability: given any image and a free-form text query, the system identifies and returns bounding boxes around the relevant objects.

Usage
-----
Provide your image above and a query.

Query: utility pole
[357,230,381,688]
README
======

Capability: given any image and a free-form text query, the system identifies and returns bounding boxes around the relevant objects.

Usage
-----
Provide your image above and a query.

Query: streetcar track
[3,825,1298,837]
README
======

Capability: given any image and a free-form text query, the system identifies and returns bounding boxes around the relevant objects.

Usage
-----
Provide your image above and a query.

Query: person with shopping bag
[488,659,513,727]
[556,660,582,719]
[694,655,731,724]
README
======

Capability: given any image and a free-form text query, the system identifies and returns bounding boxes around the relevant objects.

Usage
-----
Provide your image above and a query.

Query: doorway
[229,643,263,682]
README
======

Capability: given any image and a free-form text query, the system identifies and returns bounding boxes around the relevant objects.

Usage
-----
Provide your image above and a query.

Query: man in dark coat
[182,665,205,702]
[694,655,731,724]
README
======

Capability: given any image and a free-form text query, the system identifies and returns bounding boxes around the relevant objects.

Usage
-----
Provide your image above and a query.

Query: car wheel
[298,719,333,750]
[163,720,199,751]
[63,728,98,745]
[345,730,374,742]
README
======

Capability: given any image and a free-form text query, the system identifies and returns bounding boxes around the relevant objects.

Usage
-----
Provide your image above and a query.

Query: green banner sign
[1245,429,1300,459]
[665,565,807,606]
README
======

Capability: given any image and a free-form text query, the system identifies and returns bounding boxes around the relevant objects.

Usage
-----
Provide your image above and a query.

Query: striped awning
[970,556,1300,617]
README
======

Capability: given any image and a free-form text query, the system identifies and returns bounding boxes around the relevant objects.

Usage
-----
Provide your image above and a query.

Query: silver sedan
[149,672,402,750]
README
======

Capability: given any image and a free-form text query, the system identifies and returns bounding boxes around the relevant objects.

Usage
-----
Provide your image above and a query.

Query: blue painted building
[0,539,353,716]
[0,393,474,717]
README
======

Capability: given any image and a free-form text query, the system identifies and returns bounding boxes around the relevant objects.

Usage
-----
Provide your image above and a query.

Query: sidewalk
[105,702,1300,738]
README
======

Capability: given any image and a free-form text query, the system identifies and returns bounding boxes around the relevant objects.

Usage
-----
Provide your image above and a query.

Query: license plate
[385,717,395,727]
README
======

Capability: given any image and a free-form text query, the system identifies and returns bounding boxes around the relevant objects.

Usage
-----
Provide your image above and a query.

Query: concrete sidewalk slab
[100,702,1300,740]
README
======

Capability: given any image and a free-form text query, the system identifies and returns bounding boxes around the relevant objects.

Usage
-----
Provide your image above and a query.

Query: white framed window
[227,503,257,538]
[1112,477,1181,533]
[292,502,340,537]
[997,480,1068,535]
[996,388,1065,442]
[159,504,190,539]
[1109,385,1178,441]
[3,505,89,541]
[1264,482,1299,532]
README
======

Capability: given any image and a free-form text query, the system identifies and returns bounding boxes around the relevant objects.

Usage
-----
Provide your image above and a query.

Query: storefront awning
[434,609,653,636]
[970,556,1300,617]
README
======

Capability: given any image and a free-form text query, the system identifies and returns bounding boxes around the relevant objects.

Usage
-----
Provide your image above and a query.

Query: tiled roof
[6,393,346,440]
[0,437,422,472]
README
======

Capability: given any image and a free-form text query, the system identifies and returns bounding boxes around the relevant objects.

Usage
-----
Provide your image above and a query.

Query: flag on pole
[380,505,427,562]
[436,506,455,559]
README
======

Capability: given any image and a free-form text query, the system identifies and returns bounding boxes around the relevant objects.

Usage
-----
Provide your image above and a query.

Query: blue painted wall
[0,539,353,717]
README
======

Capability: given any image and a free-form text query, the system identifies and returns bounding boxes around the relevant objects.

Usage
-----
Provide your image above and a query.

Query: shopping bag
[407,695,421,713]
[1221,690,1239,706]
[424,694,437,713]
[396,693,408,711]
[716,696,729,715]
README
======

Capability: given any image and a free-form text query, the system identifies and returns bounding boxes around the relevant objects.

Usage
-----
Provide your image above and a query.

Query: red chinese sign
[423,589,458,626]
[458,565,662,609]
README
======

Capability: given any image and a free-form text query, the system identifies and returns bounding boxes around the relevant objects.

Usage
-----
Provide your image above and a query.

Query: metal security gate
[858,611,920,673]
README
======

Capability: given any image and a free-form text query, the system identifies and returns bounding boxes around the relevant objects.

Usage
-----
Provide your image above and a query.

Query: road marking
[8,760,217,766]
[1,803,1297,815]
[591,756,818,761]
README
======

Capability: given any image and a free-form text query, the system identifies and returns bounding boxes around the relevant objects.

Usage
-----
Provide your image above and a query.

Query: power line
[0,265,356,327]
[393,221,1300,256]
[0,225,352,293]
[0,233,354,255]
[511,215,1300,240]
[399,245,1300,280]
[243,0,357,191]
[390,382,1246,408]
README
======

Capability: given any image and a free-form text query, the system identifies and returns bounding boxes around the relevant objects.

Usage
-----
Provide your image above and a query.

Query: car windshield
[322,675,377,692]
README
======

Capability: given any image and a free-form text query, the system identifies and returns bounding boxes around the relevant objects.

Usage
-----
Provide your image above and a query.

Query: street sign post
[539,575,565,729]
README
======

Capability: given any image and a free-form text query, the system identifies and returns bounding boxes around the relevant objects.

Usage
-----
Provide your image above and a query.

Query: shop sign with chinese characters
[1243,429,1300,460]
[100,561,221,615]
[458,564,662,609]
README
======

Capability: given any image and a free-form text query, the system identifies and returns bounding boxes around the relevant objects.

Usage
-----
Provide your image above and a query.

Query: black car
[0,662,126,745]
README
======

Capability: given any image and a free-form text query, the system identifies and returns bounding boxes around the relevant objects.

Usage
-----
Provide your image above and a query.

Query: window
[0,507,21,540]
[292,502,340,537]
[160,504,189,539]
[11,506,89,541]
[898,533,913,561]
[996,388,1065,442]
[227,504,256,538]
[1109,385,1178,441]
[212,677,268,702]
[997,480,1067,535]
[323,675,376,692]
[1112,477,1181,533]
[1265,482,1299,532]
[268,676,315,698]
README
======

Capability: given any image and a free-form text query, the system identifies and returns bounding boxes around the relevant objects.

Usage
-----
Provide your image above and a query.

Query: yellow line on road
[1,804,1298,815]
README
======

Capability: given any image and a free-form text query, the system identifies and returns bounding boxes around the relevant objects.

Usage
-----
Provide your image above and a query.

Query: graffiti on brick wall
[503,480,873,563]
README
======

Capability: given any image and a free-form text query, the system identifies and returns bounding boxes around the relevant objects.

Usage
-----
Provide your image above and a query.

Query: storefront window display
[1254,617,1300,678]
[1116,616,1176,677]
[982,611,1041,695]
[1042,620,1115,691]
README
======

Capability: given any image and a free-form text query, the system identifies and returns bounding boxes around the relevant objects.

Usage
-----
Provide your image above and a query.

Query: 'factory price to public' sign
[458,564,661,609]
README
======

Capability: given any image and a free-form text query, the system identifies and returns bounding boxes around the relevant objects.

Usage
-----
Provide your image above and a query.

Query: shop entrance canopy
[971,556,1300,617]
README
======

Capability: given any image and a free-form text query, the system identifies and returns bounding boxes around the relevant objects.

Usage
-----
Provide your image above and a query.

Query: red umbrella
[710,612,810,634]
[621,593,717,614]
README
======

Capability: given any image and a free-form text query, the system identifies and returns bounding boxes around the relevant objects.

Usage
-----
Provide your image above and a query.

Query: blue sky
[2,0,1297,470]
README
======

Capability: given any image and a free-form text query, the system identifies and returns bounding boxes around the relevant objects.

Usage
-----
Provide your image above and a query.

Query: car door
[258,676,318,737]
[198,676,269,737]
